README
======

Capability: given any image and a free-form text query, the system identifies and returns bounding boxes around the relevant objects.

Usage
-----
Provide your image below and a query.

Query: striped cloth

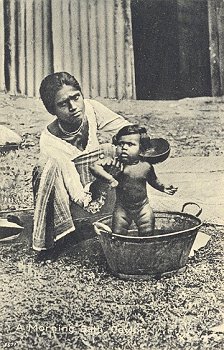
[32,143,116,251]
[73,143,116,187]
[32,158,76,251]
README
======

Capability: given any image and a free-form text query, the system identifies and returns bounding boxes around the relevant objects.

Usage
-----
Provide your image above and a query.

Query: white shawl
[39,100,100,205]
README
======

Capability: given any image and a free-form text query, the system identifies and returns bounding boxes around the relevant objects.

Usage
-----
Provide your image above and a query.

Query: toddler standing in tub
[90,125,178,236]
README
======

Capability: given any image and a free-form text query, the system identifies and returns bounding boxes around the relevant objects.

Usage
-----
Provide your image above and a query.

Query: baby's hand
[164,185,178,195]
[105,157,123,177]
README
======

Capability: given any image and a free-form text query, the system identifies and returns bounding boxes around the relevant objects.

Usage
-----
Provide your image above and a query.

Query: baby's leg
[135,202,155,236]
[112,204,132,235]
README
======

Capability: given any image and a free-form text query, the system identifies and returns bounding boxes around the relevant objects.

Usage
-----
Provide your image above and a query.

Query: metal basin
[0,218,24,242]
[94,203,202,279]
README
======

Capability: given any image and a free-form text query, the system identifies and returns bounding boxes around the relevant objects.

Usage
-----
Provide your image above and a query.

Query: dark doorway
[131,0,211,100]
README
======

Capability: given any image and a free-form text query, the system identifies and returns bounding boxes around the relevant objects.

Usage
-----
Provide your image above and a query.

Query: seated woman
[32,72,131,261]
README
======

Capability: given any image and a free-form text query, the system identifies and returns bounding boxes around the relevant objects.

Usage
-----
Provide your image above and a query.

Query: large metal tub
[94,203,202,279]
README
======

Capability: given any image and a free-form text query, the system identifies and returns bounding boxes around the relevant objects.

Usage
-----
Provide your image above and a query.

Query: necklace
[58,120,84,137]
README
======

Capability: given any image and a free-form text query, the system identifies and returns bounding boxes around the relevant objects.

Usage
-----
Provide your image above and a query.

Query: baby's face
[116,134,141,163]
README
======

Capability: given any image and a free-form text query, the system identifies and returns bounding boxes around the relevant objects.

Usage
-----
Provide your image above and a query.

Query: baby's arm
[146,164,178,195]
[90,160,118,188]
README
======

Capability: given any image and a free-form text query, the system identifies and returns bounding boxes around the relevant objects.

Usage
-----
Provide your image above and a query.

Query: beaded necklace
[58,120,84,139]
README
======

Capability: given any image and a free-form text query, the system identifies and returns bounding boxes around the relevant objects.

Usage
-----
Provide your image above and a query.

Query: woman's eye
[58,102,66,108]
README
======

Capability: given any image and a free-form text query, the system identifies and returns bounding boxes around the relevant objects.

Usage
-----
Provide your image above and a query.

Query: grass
[1,224,223,349]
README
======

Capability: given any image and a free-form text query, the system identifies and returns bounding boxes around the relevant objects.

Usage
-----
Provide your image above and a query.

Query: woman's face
[54,84,85,130]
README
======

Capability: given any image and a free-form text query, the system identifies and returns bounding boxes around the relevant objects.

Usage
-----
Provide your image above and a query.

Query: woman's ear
[112,135,118,145]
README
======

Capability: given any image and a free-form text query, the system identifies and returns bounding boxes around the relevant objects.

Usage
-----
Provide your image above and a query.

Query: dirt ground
[0,94,224,350]
[1,94,224,158]
[0,93,223,211]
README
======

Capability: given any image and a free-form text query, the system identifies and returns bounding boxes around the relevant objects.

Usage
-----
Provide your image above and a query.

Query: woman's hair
[112,125,151,152]
[39,72,82,115]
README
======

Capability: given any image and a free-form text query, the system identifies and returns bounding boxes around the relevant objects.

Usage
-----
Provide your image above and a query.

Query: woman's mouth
[71,111,82,117]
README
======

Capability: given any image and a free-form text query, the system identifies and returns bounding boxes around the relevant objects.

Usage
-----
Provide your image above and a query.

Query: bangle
[107,175,114,182]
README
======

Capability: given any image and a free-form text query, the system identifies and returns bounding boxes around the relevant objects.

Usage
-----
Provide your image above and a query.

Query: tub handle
[7,214,24,227]
[181,202,202,217]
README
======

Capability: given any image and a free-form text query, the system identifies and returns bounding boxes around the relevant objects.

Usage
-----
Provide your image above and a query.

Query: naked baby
[90,125,178,236]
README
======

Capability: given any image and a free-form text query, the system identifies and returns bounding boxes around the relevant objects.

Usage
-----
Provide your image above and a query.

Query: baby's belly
[117,183,148,205]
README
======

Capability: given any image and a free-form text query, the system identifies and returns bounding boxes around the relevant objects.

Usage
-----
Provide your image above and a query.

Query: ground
[0,94,223,349]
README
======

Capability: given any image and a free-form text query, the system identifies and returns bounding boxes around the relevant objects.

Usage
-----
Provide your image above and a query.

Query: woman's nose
[68,100,77,111]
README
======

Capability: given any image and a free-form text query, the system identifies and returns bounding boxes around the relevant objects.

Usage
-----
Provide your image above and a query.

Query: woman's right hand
[76,192,92,208]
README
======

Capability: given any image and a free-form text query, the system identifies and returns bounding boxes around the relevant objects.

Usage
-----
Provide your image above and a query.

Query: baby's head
[113,125,151,163]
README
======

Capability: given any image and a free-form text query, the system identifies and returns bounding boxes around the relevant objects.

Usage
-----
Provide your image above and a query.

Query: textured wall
[208,0,224,96]
[0,0,136,99]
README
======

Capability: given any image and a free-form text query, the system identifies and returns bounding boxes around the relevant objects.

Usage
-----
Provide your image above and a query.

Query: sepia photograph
[0,0,223,349]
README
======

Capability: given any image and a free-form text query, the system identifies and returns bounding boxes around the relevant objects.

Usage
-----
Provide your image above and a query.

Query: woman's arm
[89,100,131,133]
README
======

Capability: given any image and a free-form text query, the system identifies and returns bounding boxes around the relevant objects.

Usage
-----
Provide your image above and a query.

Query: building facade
[0,0,223,99]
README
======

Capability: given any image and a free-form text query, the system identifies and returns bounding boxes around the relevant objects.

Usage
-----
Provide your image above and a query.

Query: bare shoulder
[138,160,153,176]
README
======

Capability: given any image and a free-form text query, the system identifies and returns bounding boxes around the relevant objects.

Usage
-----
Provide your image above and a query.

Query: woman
[32,72,130,260]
